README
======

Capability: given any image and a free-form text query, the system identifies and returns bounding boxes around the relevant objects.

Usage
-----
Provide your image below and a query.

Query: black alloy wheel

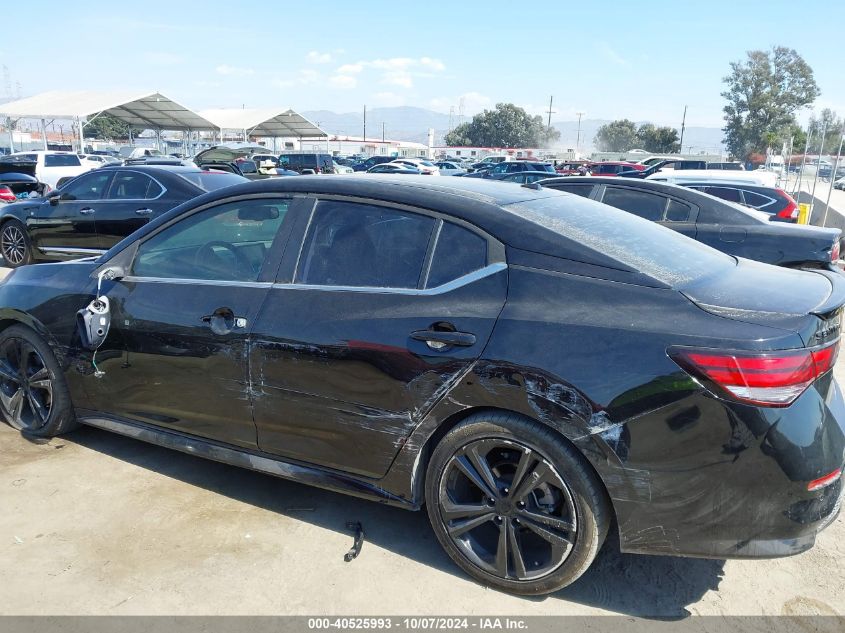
[0,335,54,432]
[438,438,577,581]
[1,221,32,267]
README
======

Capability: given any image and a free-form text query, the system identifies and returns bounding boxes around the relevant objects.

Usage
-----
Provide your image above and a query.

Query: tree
[635,124,680,153]
[807,109,843,154]
[444,103,560,148]
[594,119,638,152]
[722,46,819,160]
[83,113,131,141]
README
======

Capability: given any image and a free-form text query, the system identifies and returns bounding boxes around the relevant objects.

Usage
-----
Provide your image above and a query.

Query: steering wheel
[193,241,253,280]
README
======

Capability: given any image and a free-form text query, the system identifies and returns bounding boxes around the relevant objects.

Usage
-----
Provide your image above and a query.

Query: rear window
[178,171,248,191]
[503,195,735,287]
[44,154,81,167]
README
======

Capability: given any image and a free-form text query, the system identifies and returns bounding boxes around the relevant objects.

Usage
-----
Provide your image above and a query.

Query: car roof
[98,164,209,174]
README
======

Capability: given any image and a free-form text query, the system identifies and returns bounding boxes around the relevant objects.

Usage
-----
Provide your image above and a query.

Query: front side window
[546,183,593,198]
[602,187,667,221]
[133,199,289,281]
[60,171,113,200]
[296,201,435,288]
[426,222,488,288]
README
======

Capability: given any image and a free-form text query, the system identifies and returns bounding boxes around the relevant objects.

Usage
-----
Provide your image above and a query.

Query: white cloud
[216,64,255,76]
[194,79,222,88]
[334,57,445,91]
[306,51,333,64]
[382,71,413,88]
[329,75,357,89]
[337,63,363,74]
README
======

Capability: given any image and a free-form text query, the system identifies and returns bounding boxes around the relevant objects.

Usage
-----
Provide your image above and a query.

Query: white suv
[7,151,91,188]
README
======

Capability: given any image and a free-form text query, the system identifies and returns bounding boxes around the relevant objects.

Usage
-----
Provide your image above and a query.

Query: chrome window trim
[39,246,106,255]
[274,262,506,296]
[120,276,273,289]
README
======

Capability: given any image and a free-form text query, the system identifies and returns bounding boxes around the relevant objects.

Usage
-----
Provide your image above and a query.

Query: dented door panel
[249,270,508,477]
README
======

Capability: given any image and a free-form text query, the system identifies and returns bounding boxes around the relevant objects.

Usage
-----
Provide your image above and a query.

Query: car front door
[28,170,113,256]
[249,198,508,477]
[94,170,175,250]
[84,196,297,448]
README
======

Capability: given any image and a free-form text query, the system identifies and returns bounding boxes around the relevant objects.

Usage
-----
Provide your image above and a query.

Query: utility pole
[546,96,554,128]
[679,105,687,154]
[382,122,385,142]
[575,112,585,156]
[363,105,366,141]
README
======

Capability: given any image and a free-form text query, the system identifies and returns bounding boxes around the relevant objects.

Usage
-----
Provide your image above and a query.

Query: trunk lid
[681,258,843,346]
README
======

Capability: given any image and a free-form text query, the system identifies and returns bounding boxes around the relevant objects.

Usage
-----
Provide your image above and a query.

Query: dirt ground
[0,265,843,618]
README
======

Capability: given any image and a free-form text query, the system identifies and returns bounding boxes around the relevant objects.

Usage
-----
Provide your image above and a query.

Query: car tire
[0,324,77,437]
[425,411,610,595]
[1,219,34,268]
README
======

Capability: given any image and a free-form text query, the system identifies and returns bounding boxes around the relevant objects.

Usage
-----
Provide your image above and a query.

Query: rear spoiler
[810,270,845,316]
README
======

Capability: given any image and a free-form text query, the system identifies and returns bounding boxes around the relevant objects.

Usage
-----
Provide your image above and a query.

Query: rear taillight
[831,240,840,263]
[775,189,800,220]
[808,468,842,491]
[0,185,15,202]
[669,340,839,407]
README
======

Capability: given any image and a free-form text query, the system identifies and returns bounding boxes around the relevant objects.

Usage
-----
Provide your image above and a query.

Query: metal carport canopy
[199,108,328,138]
[0,90,218,131]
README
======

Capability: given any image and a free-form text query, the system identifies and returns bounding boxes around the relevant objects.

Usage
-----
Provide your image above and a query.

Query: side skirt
[77,413,417,510]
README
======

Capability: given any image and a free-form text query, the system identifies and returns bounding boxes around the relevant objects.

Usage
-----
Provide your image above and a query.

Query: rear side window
[44,154,81,167]
[705,186,742,203]
[602,187,667,221]
[666,199,692,222]
[296,201,435,288]
[742,190,775,209]
[426,223,488,288]
[504,194,735,287]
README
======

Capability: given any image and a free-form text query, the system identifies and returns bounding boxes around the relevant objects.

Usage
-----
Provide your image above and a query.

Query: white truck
[5,151,91,189]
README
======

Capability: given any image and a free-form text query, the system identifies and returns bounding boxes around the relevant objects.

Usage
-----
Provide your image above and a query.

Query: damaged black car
[0,176,843,595]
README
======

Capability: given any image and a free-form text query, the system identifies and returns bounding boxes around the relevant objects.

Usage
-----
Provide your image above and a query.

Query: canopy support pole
[77,118,84,153]
[41,119,48,151]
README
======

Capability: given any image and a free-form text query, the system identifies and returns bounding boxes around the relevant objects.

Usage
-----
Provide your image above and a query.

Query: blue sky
[3,1,843,127]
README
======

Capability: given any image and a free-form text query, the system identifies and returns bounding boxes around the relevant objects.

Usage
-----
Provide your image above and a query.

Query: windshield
[178,171,248,191]
[504,195,736,287]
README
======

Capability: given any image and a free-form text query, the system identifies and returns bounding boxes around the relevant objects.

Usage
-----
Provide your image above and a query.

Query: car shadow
[65,426,723,618]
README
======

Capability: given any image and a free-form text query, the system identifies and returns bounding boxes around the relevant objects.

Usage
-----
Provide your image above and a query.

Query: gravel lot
[0,266,843,618]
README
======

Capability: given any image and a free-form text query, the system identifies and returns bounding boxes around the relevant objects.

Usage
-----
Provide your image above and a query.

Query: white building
[297,135,431,158]
[432,146,565,161]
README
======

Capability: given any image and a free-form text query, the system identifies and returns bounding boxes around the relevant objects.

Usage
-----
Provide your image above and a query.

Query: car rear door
[28,169,113,256]
[249,197,508,477]
[93,170,176,249]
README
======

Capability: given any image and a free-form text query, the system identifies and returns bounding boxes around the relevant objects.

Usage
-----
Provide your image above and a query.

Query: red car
[554,161,590,175]
[588,161,645,176]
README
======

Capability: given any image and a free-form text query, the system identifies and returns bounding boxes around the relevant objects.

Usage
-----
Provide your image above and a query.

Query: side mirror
[47,191,61,206]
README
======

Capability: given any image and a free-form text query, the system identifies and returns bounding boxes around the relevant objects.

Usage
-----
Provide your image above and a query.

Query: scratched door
[249,198,508,478]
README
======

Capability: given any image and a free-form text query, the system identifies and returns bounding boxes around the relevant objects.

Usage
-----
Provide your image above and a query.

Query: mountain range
[301,106,726,153]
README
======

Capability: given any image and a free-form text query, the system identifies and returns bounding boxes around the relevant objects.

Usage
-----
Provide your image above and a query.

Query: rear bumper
[597,374,845,559]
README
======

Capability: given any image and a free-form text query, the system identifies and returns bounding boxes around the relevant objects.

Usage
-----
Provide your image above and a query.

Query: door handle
[201,307,247,335]
[79,207,95,215]
[411,329,476,350]
[135,208,153,215]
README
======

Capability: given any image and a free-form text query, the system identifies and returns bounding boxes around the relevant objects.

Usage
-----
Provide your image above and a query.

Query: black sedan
[1,176,843,595]
[541,177,842,269]
[0,165,247,268]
